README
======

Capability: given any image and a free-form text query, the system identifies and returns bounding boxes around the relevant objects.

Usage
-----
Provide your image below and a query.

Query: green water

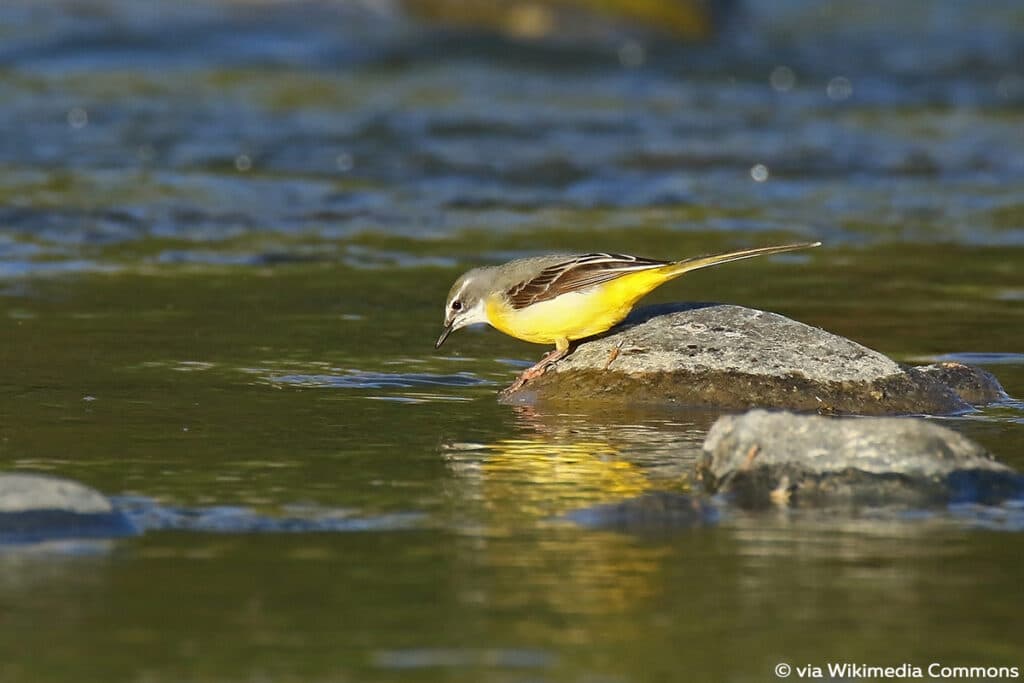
[2,0,1024,680]
[2,247,1022,682]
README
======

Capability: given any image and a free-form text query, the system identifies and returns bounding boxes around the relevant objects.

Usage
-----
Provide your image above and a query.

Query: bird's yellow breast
[484,266,673,345]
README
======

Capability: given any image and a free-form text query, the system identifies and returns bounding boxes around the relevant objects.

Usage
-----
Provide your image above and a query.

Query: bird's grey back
[452,254,576,302]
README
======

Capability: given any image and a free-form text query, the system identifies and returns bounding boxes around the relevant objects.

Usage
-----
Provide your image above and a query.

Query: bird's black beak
[435,322,454,349]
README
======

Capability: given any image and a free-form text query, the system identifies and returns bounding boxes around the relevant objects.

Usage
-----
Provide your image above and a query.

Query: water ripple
[267,370,489,390]
[926,352,1024,366]
[113,496,423,534]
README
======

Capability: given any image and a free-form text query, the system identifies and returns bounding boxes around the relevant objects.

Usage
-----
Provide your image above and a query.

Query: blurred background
[1,1,1023,682]
[2,0,1022,265]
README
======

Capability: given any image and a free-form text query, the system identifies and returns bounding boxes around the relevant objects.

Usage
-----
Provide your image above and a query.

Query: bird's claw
[502,347,568,393]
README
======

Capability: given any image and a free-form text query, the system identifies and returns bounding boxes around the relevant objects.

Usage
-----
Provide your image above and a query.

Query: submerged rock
[562,492,718,530]
[700,410,1022,508]
[502,303,1005,415]
[0,473,136,544]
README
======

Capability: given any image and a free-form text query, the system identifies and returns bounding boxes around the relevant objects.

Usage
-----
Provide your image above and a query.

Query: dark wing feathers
[506,253,668,309]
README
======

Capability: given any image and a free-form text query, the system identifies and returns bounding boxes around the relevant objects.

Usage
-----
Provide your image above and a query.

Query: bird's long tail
[663,241,821,278]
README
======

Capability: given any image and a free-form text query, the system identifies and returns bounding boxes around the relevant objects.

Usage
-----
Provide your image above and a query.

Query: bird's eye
[450,300,463,311]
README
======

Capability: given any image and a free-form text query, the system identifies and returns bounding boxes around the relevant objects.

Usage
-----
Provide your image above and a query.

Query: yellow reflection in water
[446,405,656,519]
[480,437,649,513]
[443,406,706,619]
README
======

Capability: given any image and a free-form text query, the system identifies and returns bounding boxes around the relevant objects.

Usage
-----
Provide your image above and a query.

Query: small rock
[504,303,1006,415]
[699,410,1022,507]
[0,474,136,544]
[562,492,718,530]
[911,361,1008,405]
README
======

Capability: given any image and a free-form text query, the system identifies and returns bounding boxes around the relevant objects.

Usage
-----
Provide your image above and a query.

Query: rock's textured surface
[503,304,1006,415]
[0,474,136,543]
[700,410,1022,507]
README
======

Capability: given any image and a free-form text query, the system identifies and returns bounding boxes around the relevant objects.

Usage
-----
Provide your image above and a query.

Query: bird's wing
[506,253,668,309]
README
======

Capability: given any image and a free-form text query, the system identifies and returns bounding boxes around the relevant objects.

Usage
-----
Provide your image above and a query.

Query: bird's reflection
[442,403,714,520]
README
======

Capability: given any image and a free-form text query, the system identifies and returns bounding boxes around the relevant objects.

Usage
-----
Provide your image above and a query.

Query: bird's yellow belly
[484,269,668,345]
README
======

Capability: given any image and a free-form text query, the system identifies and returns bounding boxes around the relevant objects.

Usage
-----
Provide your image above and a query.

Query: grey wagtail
[436,242,820,390]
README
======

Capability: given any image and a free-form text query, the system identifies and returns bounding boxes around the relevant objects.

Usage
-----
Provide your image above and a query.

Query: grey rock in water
[502,303,1005,415]
[0,473,136,544]
[700,410,1022,507]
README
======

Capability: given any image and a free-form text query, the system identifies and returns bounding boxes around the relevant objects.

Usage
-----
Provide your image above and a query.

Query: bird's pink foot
[504,347,569,393]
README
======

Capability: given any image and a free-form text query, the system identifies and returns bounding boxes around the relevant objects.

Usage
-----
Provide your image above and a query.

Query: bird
[435,241,820,391]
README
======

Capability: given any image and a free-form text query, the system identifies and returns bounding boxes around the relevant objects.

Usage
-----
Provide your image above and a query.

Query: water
[1,1,1023,681]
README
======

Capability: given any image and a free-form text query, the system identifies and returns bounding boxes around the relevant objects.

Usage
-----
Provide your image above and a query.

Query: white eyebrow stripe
[452,278,472,302]
[445,277,473,316]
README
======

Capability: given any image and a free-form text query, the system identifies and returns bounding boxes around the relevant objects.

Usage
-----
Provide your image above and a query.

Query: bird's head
[435,268,491,349]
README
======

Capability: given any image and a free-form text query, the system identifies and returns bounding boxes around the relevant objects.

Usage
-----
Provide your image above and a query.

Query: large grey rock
[700,410,1022,507]
[502,304,1005,415]
[0,474,136,543]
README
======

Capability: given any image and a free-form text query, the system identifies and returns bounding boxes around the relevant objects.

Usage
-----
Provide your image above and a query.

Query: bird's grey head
[435,268,492,349]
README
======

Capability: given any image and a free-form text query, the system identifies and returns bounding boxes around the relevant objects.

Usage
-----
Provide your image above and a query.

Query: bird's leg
[505,339,570,392]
